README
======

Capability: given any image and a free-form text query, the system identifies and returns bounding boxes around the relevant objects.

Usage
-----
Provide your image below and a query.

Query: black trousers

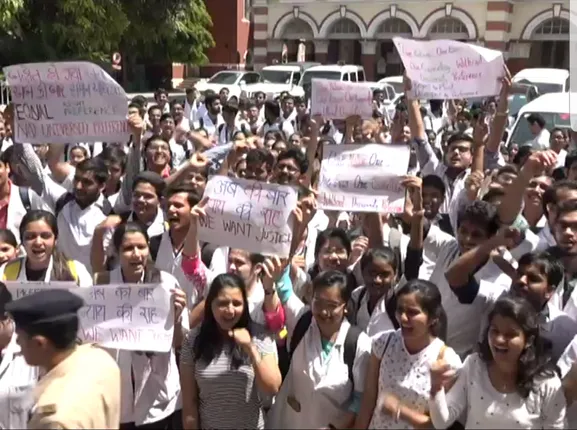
[120,410,182,430]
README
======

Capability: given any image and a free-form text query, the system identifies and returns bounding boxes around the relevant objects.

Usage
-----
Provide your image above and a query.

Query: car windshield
[527,82,563,94]
[261,70,293,84]
[508,94,528,116]
[510,111,571,146]
[207,72,241,85]
[386,81,404,94]
[300,71,341,86]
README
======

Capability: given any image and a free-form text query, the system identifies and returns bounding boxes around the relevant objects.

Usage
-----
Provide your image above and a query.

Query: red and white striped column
[252,2,269,70]
[484,0,513,52]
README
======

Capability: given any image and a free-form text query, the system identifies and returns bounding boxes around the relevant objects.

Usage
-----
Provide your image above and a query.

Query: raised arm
[114,115,144,214]
[486,69,512,153]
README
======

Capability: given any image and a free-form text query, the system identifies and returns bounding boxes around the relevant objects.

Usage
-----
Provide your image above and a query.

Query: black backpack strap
[385,290,400,330]
[289,310,313,355]
[343,325,363,387]
[149,234,163,261]
[199,117,204,129]
[388,228,404,278]
[101,197,113,216]
[18,187,31,211]
[54,192,75,218]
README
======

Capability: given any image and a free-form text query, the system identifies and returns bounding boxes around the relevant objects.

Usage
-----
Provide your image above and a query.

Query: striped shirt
[181,327,275,429]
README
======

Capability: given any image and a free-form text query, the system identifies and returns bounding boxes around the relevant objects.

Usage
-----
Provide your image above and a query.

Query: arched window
[328,18,361,39]
[533,18,570,41]
[377,18,411,35]
[429,17,468,39]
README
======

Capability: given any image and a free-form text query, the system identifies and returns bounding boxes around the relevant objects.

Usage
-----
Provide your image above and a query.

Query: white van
[512,68,569,94]
[292,64,366,97]
[505,92,574,147]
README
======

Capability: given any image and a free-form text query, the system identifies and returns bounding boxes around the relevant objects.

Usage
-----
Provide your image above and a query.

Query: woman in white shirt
[355,279,461,429]
[94,221,187,429]
[0,210,92,286]
[267,269,371,429]
[348,246,399,336]
[429,294,566,429]
[0,287,39,429]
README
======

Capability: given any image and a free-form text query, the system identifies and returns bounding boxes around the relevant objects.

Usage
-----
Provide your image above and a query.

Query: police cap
[5,289,85,330]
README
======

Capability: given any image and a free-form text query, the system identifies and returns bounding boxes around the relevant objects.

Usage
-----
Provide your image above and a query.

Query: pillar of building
[361,41,377,81]
[484,0,513,53]
[313,40,329,64]
[252,4,269,70]
[507,42,531,74]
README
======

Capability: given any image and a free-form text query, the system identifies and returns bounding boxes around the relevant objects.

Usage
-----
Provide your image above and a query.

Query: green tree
[0,0,213,65]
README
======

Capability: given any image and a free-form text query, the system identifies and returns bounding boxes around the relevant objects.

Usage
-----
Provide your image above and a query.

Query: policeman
[5,289,121,429]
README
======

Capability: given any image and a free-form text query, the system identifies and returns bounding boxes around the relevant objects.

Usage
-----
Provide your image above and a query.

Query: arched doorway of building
[528,18,569,68]
[280,18,316,62]
[428,17,469,42]
[375,18,412,79]
[326,18,362,65]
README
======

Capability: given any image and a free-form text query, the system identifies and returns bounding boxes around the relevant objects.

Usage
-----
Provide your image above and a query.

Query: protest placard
[4,282,174,352]
[318,143,410,213]
[311,79,373,119]
[393,38,504,100]
[3,62,129,144]
[198,176,298,257]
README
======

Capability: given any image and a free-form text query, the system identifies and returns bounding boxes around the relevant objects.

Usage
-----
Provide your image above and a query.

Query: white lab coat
[267,294,371,429]
[105,266,188,426]
[0,332,39,429]
[0,255,93,287]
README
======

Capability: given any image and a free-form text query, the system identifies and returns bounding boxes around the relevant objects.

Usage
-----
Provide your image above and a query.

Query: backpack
[54,192,113,218]
[3,258,79,282]
[283,310,362,383]
[351,286,399,330]
[18,186,31,211]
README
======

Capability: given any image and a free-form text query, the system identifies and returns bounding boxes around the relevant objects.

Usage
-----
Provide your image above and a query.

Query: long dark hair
[479,294,556,398]
[112,222,161,283]
[19,210,76,282]
[394,279,447,340]
[193,273,254,369]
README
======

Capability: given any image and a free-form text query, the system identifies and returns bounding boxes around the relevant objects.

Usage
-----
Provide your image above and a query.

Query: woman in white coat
[0,210,92,286]
[267,268,371,429]
[94,221,187,429]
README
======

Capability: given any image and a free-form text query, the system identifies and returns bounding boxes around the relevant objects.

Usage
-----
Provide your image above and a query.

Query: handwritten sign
[393,38,504,99]
[5,282,174,352]
[311,79,373,119]
[318,143,410,213]
[198,176,298,257]
[3,62,129,144]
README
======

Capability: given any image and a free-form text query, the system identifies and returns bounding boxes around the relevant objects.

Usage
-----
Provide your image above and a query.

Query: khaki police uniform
[28,343,121,429]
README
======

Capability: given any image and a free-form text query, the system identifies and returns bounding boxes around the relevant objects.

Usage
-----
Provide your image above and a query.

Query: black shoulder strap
[388,228,404,278]
[356,287,367,316]
[101,197,113,216]
[199,117,204,129]
[218,123,225,134]
[343,325,363,387]
[18,187,31,211]
[385,290,400,330]
[289,310,313,355]
[54,192,75,218]
[149,235,163,261]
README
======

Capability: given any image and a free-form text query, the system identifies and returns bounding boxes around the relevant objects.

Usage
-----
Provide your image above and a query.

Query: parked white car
[512,68,569,95]
[242,62,320,99]
[195,70,261,98]
[378,75,404,95]
[292,64,367,98]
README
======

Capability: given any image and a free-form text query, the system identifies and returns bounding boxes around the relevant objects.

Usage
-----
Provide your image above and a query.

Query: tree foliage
[0,0,214,65]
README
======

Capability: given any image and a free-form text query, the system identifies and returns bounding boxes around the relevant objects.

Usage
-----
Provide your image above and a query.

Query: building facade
[173,0,252,86]
[251,0,572,80]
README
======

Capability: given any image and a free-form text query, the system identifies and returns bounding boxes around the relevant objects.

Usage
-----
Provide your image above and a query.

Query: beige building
[251,0,572,80]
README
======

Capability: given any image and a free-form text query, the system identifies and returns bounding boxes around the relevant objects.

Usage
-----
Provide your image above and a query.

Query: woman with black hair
[355,279,461,429]
[94,221,188,430]
[0,210,92,286]
[179,273,281,429]
[267,269,371,429]
[429,294,566,429]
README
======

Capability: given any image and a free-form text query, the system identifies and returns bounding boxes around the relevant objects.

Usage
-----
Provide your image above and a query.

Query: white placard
[198,176,298,257]
[5,282,174,352]
[311,79,373,119]
[318,143,410,213]
[3,61,130,144]
[393,38,504,99]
